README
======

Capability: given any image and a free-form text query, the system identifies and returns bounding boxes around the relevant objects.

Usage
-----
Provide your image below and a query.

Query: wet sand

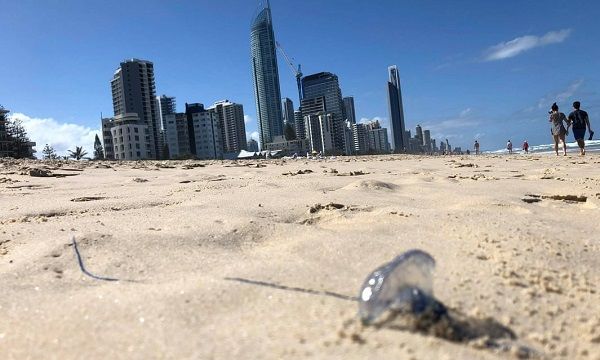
[1,154,599,359]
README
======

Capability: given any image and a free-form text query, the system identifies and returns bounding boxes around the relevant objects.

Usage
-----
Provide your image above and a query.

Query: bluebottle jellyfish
[358,249,443,324]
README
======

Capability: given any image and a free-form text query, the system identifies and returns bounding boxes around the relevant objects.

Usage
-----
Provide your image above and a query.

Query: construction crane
[275,41,303,104]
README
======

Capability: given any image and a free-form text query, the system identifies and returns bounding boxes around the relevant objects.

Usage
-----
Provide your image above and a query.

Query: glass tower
[251,0,284,148]
[386,65,408,152]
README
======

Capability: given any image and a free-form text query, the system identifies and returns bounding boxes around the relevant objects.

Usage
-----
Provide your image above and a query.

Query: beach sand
[1,155,599,359]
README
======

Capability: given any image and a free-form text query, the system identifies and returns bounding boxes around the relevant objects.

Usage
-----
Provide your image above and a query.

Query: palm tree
[68,146,88,160]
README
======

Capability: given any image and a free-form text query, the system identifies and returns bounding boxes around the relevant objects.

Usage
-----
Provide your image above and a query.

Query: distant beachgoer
[522,140,529,154]
[507,140,513,154]
[474,140,480,155]
[549,102,568,156]
[567,101,593,156]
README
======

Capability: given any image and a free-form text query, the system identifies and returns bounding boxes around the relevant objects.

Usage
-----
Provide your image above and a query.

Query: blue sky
[1,0,599,154]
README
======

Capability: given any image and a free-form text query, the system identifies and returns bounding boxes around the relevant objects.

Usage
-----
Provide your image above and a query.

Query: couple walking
[549,101,594,156]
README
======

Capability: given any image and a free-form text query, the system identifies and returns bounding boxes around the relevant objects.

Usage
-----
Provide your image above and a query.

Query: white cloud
[244,115,253,124]
[359,116,387,125]
[459,108,472,117]
[10,113,100,158]
[245,131,259,142]
[483,29,571,61]
[537,79,583,109]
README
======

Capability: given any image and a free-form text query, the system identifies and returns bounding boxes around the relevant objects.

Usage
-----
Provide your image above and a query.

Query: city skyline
[1,0,599,156]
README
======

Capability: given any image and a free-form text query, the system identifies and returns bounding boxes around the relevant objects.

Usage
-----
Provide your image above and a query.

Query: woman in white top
[549,102,568,156]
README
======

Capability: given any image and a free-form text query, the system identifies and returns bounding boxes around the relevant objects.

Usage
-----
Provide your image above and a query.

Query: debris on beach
[181,163,205,170]
[132,178,149,183]
[0,177,18,184]
[29,168,53,177]
[283,169,313,176]
[308,202,346,214]
[453,163,478,168]
[70,196,106,202]
[336,170,369,176]
[154,162,176,169]
[522,194,587,204]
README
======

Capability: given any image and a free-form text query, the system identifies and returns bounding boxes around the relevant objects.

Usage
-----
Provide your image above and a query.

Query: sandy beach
[1,154,599,359]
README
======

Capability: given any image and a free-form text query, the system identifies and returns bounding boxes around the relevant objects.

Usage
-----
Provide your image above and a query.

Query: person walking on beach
[506,140,513,154]
[549,102,568,156]
[474,140,480,155]
[567,101,593,156]
[522,140,529,154]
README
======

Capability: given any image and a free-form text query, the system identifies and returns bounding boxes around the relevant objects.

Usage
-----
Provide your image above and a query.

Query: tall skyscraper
[111,59,160,159]
[208,100,247,153]
[415,125,423,142]
[343,96,356,124]
[386,65,408,152]
[251,1,284,148]
[302,72,346,153]
[282,98,295,126]
[423,129,432,152]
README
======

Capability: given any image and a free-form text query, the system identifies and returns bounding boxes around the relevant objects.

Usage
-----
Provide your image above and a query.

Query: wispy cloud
[421,108,480,141]
[244,115,253,124]
[536,79,583,109]
[459,108,472,117]
[483,29,571,61]
[10,113,100,158]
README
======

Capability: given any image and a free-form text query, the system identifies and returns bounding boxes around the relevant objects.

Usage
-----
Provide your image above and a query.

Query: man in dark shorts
[568,101,593,155]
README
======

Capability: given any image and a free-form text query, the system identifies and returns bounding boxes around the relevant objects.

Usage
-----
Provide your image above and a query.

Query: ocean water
[487,140,600,155]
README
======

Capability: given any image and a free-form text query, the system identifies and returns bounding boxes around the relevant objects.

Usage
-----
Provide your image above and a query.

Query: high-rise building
[251,1,284,147]
[352,123,369,155]
[343,97,356,124]
[282,98,295,126]
[302,72,346,154]
[415,125,423,142]
[343,120,355,155]
[104,113,152,161]
[163,113,190,158]
[387,65,407,152]
[423,129,431,152]
[247,138,259,152]
[208,100,247,154]
[304,113,334,155]
[368,127,390,154]
[155,95,175,159]
[111,59,160,159]
[293,109,305,140]
[300,96,326,117]
[185,103,223,160]
[157,95,176,128]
